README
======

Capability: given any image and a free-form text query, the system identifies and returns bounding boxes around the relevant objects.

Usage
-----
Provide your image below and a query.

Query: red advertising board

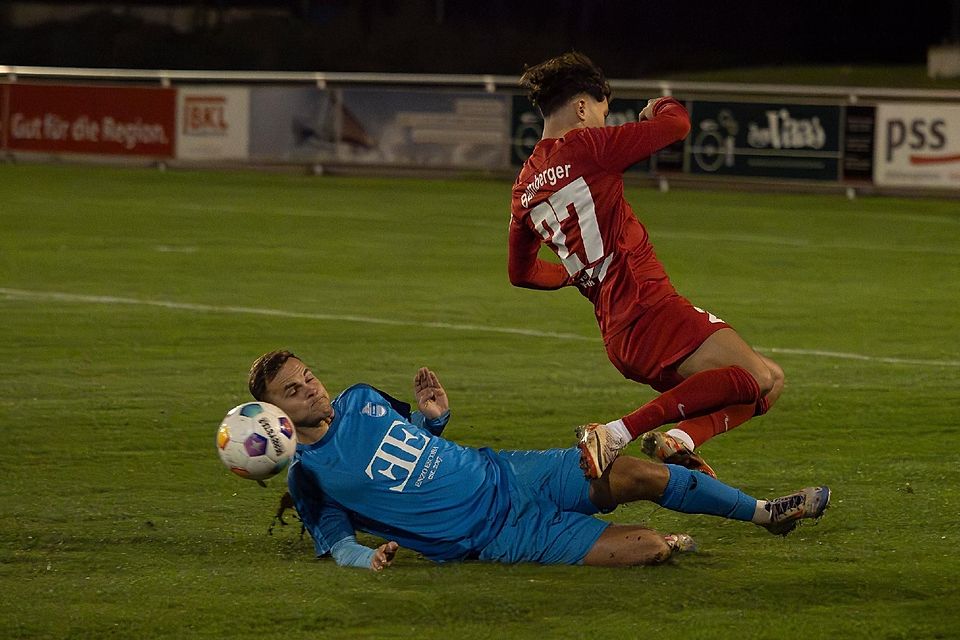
[3,83,175,157]
[1,84,9,150]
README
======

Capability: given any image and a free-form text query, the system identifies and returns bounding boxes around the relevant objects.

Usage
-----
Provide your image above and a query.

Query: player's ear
[576,99,587,121]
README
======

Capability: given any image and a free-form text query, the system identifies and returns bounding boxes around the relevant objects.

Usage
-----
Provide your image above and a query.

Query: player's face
[264,358,332,429]
[583,96,609,128]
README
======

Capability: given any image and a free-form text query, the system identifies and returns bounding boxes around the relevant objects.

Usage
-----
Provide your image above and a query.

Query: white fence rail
[5,65,960,101]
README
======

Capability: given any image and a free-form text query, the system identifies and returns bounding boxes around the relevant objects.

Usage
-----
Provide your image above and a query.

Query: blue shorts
[477,448,610,565]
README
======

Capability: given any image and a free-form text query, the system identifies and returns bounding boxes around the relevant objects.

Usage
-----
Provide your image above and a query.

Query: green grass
[1,164,959,639]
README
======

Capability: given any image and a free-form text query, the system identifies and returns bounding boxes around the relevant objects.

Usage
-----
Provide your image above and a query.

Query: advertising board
[874,102,960,189]
[176,86,250,161]
[4,83,175,157]
[250,87,509,168]
[842,105,875,182]
[686,101,841,181]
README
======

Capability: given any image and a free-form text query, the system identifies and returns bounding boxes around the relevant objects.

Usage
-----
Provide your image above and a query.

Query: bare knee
[746,356,784,398]
[742,363,771,395]
[679,330,783,398]
[756,357,785,405]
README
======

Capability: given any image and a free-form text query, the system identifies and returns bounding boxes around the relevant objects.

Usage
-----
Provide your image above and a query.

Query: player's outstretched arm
[414,367,449,420]
[598,96,691,172]
[330,536,401,571]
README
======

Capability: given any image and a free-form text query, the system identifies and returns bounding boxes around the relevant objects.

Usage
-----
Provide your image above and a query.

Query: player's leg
[676,328,783,401]
[581,524,677,566]
[662,352,783,450]
[588,456,830,536]
[640,333,784,473]
[619,328,777,438]
[479,449,645,566]
[581,304,742,478]
[582,300,777,478]
[493,448,693,566]
[596,456,758,519]
[583,358,762,478]
[577,295,783,478]
[596,299,784,477]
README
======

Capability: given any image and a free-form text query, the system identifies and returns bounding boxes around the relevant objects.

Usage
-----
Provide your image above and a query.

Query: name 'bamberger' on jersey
[519,163,573,208]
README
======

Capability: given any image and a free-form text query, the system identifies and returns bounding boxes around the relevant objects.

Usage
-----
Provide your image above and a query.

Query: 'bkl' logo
[747,109,826,149]
[182,96,228,136]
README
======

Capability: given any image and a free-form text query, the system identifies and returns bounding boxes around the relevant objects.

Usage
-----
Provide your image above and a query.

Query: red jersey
[508,98,691,340]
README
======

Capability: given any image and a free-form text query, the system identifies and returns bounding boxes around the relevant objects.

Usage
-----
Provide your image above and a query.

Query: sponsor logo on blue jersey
[365,420,431,492]
[361,402,388,418]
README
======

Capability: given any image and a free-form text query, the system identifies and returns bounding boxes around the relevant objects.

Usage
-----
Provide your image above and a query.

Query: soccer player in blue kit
[248,350,829,571]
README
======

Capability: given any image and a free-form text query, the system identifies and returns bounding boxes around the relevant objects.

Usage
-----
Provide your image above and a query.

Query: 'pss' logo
[885,118,951,164]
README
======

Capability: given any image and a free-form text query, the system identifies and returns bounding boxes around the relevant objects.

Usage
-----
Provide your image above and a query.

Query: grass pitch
[1,164,958,639]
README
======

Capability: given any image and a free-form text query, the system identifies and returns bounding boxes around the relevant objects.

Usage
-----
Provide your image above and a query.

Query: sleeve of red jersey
[507,216,570,290]
[593,97,691,173]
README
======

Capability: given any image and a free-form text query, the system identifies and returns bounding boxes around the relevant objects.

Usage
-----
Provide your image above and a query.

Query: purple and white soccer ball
[216,402,296,481]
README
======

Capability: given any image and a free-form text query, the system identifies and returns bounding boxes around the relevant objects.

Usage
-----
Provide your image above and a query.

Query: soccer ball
[216,402,297,481]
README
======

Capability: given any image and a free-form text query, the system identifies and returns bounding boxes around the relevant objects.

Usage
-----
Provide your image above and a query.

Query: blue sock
[657,464,757,522]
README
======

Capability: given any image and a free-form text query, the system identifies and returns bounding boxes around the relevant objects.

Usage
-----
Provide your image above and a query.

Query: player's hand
[414,367,449,420]
[639,97,667,122]
[370,541,399,571]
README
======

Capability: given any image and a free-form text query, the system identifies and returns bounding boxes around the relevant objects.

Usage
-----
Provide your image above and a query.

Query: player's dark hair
[248,350,298,401]
[520,52,612,118]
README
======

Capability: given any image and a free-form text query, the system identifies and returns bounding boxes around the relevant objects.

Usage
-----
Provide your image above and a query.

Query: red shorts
[604,294,731,392]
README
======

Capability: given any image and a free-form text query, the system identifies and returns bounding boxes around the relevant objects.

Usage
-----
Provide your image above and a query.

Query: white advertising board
[176,86,250,161]
[874,103,960,189]
[248,87,509,168]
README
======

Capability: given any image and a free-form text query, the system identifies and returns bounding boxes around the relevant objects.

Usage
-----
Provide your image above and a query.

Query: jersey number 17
[529,177,609,284]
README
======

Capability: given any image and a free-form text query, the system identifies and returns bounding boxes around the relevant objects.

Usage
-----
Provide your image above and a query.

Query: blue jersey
[287,384,511,562]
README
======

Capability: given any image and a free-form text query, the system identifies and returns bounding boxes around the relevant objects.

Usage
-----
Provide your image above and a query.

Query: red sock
[621,365,761,440]
[674,402,758,448]
[754,395,771,416]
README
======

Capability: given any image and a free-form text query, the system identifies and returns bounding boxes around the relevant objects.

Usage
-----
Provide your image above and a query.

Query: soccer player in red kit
[508,52,785,479]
